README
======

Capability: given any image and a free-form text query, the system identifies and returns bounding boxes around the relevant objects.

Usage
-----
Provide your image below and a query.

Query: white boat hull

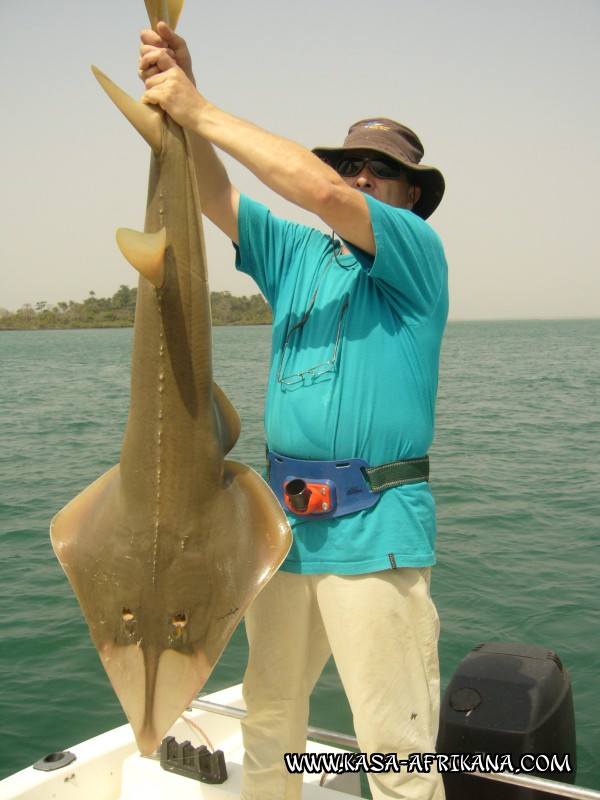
[4,683,598,800]
[1,685,361,800]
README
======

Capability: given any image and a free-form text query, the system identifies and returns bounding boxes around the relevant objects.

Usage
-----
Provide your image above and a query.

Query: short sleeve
[344,194,448,324]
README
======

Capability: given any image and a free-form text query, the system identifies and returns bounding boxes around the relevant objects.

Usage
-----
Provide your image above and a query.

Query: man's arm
[140,26,240,243]
[185,130,240,243]
[139,24,375,254]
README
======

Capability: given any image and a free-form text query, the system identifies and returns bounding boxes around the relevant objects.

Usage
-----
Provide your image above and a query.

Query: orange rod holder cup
[284,479,333,515]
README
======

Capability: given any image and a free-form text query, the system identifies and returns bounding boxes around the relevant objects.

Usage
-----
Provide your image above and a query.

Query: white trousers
[240,567,445,800]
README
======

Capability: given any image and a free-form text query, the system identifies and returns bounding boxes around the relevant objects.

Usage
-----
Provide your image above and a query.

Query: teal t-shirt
[235,193,448,575]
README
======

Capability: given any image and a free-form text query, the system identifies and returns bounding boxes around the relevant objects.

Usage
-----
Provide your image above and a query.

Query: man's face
[337,149,421,210]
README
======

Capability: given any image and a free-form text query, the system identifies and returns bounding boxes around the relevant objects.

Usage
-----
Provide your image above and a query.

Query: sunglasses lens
[336,157,363,177]
[370,159,404,179]
[335,156,405,180]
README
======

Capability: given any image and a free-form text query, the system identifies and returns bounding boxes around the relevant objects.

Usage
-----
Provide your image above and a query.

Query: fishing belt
[266,450,429,520]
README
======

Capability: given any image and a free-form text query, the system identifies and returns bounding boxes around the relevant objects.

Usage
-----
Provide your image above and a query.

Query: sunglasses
[333,156,407,180]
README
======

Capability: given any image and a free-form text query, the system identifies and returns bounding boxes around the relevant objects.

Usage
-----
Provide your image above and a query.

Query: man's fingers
[155,21,176,43]
[139,44,175,68]
[139,65,159,80]
[141,22,184,51]
[140,28,166,47]
[143,69,168,90]
[155,23,189,58]
[140,48,176,72]
[142,73,177,112]
[140,43,174,56]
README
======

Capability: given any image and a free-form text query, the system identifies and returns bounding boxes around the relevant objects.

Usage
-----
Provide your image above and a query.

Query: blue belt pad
[267,451,380,519]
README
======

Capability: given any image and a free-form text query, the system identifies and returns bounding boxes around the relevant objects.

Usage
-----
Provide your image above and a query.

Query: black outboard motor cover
[437,642,576,799]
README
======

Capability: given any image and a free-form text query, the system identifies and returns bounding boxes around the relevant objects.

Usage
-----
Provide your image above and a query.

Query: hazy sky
[2,0,598,319]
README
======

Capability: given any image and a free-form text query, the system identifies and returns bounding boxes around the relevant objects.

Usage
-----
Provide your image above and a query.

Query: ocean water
[0,320,598,791]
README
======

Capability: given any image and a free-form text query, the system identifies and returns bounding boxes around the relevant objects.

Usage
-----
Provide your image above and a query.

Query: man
[140,23,448,800]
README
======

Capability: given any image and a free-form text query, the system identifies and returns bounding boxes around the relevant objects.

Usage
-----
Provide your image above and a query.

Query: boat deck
[0,685,360,800]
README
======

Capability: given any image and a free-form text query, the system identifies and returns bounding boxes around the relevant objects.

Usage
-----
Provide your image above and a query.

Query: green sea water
[1,320,598,790]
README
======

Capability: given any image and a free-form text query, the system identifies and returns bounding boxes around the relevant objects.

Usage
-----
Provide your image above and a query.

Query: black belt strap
[363,456,430,492]
[266,447,429,493]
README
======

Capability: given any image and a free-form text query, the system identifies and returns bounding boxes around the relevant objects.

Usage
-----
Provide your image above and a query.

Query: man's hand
[139,21,195,84]
[137,21,240,242]
[141,50,208,131]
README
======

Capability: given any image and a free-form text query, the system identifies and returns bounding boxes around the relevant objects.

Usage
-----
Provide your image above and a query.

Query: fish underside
[50,0,291,756]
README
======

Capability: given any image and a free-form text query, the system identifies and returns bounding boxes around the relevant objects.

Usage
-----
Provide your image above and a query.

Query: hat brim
[312,145,445,220]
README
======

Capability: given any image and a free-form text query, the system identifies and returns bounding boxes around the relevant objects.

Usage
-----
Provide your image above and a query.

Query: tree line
[0,286,273,330]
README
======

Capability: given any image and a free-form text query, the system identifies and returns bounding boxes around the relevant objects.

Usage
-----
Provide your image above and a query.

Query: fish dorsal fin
[91,66,163,155]
[145,0,184,31]
[116,228,167,288]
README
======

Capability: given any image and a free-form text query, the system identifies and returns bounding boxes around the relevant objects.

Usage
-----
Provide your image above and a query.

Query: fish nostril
[172,613,187,628]
[172,613,187,637]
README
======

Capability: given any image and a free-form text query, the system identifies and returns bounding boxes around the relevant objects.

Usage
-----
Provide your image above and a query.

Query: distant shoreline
[0,286,273,330]
[0,321,272,331]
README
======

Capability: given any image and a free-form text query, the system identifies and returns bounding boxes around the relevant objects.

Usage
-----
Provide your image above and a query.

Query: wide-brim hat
[312,118,445,219]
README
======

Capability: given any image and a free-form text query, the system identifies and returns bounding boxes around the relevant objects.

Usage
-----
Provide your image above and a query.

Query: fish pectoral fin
[116,228,167,288]
[213,382,241,455]
[50,464,121,570]
[145,0,184,31]
[223,460,292,576]
[91,66,164,154]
